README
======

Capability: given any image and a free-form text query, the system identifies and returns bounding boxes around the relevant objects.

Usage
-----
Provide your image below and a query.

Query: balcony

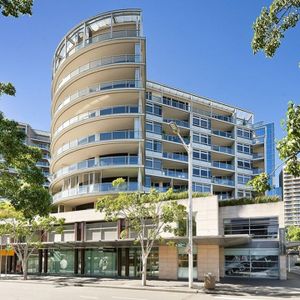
[162,169,188,179]
[252,153,264,159]
[162,134,189,144]
[212,113,233,123]
[56,130,142,156]
[212,161,234,170]
[163,152,188,162]
[146,94,190,111]
[56,54,141,91]
[55,79,142,115]
[55,29,140,72]
[211,145,234,155]
[253,168,264,175]
[212,130,234,139]
[52,182,139,203]
[212,177,234,186]
[53,155,139,180]
[54,105,139,137]
[163,119,189,128]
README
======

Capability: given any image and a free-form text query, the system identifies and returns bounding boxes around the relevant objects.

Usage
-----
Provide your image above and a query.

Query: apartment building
[280,168,300,226]
[18,122,51,186]
[8,8,281,281]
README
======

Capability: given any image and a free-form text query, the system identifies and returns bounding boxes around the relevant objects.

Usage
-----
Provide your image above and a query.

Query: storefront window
[177,246,197,279]
[224,248,279,278]
[27,253,39,273]
[48,249,74,274]
[85,248,117,277]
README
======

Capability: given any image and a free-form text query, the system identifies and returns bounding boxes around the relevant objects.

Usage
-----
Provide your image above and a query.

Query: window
[224,217,279,239]
[238,174,252,185]
[193,133,211,146]
[193,150,211,162]
[146,121,162,134]
[178,246,197,279]
[145,91,152,100]
[146,102,162,116]
[193,166,211,178]
[238,190,252,198]
[237,143,252,155]
[162,96,189,110]
[146,139,162,153]
[237,159,252,170]
[192,182,211,193]
[193,115,211,129]
[237,128,252,139]
[145,157,162,170]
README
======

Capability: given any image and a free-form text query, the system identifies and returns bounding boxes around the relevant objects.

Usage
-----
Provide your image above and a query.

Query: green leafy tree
[287,225,300,241]
[252,0,300,58]
[0,113,51,218]
[277,102,300,176]
[247,172,271,197]
[97,178,186,286]
[0,0,33,17]
[0,202,64,280]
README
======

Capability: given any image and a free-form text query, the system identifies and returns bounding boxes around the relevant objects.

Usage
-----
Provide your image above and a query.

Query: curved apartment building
[51,9,145,211]
[50,8,274,212]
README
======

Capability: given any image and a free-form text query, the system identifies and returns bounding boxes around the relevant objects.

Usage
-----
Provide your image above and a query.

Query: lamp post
[169,121,193,288]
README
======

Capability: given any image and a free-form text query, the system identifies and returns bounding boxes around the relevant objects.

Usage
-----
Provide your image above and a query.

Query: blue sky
[0,0,299,172]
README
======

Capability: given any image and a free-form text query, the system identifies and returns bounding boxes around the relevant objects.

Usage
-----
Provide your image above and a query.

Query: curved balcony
[55,130,142,157]
[53,155,139,181]
[52,182,139,203]
[56,54,141,92]
[53,105,139,137]
[54,79,142,115]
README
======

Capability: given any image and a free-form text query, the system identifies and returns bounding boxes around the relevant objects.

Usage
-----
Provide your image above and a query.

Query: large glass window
[237,174,252,185]
[193,133,211,146]
[237,128,252,139]
[237,159,252,170]
[224,248,279,278]
[237,143,252,155]
[177,246,197,279]
[85,222,118,241]
[224,217,279,239]
[85,249,117,277]
[193,166,211,178]
[193,150,211,162]
[192,182,211,193]
[146,139,162,153]
[27,253,39,273]
[146,121,162,135]
[193,115,211,129]
[146,102,162,117]
[48,249,74,274]
[145,157,162,170]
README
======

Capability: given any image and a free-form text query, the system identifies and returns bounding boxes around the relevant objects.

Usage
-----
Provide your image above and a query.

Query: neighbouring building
[280,168,300,226]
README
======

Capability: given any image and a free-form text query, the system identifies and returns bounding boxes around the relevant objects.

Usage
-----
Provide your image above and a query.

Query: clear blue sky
[0,0,299,169]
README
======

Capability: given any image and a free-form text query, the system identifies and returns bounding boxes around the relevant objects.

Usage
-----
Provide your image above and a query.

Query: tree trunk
[22,260,28,280]
[141,256,147,286]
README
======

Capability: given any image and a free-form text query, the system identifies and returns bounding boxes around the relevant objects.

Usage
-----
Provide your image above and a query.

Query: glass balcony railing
[54,105,139,137]
[55,30,140,72]
[162,169,188,179]
[36,161,50,167]
[55,79,141,115]
[162,134,190,144]
[163,152,188,162]
[252,153,264,159]
[212,177,235,186]
[211,113,233,123]
[146,94,190,111]
[212,130,234,139]
[211,145,234,154]
[163,119,189,128]
[212,161,234,170]
[56,130,142,156]
[52,181,139,203]
[56,54,141,91]
[253,168,264,175]
[53,155,139,180]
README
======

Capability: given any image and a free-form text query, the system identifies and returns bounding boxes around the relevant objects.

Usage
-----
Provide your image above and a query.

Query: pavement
[0,273,300,298]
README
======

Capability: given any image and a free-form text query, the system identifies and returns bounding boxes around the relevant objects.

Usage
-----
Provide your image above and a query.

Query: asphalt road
[0,282,298,300]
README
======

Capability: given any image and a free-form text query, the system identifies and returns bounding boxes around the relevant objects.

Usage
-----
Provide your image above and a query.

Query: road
[0,281,297,300]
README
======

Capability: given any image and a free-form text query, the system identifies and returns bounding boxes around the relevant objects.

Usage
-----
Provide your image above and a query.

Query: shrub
[219,196,280,207]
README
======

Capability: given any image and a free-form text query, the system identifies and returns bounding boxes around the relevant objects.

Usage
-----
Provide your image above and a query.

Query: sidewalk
[0,273,300,297]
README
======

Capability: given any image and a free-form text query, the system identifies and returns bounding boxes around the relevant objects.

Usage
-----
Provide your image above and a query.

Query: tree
[0,113,51,218]
[252,0,300,58]
[97,178,186,286]
[0,202,64,280]
[287,225,300,241]
[247,172,271,196]
[277,102,300,176]
[0,0,33,17]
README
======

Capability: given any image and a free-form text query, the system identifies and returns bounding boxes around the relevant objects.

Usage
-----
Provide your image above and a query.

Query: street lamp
[169,121,193,288]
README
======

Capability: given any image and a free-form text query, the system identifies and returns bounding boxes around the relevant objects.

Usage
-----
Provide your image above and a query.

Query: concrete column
[158,245,177,280]
[279,255,287,280]
[219,247,225,278]
[197,245,220,281]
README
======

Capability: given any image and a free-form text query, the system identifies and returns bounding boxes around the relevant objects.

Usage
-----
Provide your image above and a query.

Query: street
[0,281,299,300]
